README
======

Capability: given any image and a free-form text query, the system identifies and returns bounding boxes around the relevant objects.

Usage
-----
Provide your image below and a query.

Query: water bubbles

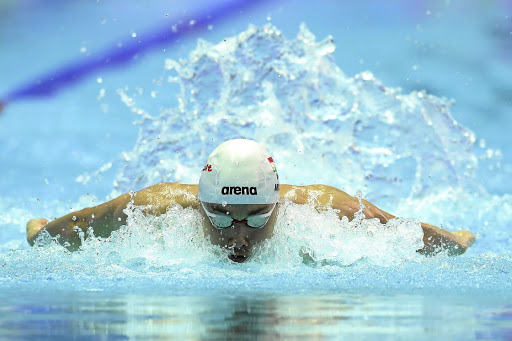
[383,110,395,124]
[72,216,77,221]
[222,201,227,207]
[97,88,106,100]
[0,24,510,298]
[96,77,103,84]
[355,190,363,200]
[131,32,137,38]
[361,71,374,81]
[164,59,179,70]
[180,67,194,79]
[114,24,482,204]
[253,202,423,267]
[80,47,87,54]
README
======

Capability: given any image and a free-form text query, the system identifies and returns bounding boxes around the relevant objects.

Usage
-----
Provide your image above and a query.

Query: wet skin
[200,203,278,263]
[26,183,476,260]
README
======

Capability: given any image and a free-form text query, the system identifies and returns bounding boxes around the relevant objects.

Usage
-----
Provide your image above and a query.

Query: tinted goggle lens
[201,203,276,229]
[209,215,232,228]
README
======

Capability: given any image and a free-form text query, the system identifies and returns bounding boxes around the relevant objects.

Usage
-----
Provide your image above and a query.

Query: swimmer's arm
[26,183,199,250]
[280,184,475,256]
[280,184,393,222]
[27,192,134,250]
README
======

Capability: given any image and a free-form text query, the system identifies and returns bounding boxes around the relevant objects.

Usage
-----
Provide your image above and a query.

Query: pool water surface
[0,0,511,339]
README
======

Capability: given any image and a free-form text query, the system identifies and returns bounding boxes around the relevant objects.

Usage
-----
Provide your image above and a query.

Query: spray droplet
[222,201,227,207]
[72,216,77,221]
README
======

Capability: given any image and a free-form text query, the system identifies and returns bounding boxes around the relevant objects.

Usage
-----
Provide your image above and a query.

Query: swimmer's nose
[229,226,249,248]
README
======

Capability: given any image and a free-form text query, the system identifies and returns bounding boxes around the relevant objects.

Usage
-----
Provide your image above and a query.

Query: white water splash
[110,24,491,205]
[1,24,510,293]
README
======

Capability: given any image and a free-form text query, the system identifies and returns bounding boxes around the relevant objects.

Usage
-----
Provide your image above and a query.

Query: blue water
[1,1,511,339]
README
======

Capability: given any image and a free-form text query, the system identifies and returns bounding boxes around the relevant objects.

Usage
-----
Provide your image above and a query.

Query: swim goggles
[201,202,276,229]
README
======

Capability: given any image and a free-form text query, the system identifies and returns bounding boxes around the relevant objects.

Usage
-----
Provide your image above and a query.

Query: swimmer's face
[200,202,278,263]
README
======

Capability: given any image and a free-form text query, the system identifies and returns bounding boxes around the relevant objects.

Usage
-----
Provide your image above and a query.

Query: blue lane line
[0,0,270,112]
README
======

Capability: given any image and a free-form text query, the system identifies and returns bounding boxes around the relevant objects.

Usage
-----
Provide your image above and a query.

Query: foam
[1,25,510,294]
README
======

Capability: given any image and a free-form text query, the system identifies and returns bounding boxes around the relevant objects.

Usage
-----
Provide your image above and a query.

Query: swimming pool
[1,1,511,339]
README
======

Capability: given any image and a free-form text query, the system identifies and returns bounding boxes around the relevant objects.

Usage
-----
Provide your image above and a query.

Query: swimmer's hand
[26,218,48,245]
[418,223,476,256]
[452,230,476,250]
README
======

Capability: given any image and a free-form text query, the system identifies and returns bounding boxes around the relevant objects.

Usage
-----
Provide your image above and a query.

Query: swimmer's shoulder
[140,182,198,194]
[280,184,307,204]
[280,184,353,204]
[134,182,199,212]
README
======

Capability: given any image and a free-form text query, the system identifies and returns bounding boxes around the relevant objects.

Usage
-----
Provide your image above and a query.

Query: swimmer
[26,139,476,262]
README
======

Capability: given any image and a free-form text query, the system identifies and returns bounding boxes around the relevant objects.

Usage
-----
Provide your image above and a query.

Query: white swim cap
[198,139,280,204]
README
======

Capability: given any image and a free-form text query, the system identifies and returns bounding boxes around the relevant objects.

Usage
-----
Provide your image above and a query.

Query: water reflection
[1,290,511,339]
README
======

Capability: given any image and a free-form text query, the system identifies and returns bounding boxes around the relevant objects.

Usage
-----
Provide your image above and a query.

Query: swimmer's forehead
[201,202,275,215]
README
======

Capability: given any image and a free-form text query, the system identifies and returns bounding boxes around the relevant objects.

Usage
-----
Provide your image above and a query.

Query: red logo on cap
[202,164,212,172]
[267,157,276,172]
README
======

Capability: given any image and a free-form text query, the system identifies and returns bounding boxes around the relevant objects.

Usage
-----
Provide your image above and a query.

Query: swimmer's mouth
[229,254,248,263]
